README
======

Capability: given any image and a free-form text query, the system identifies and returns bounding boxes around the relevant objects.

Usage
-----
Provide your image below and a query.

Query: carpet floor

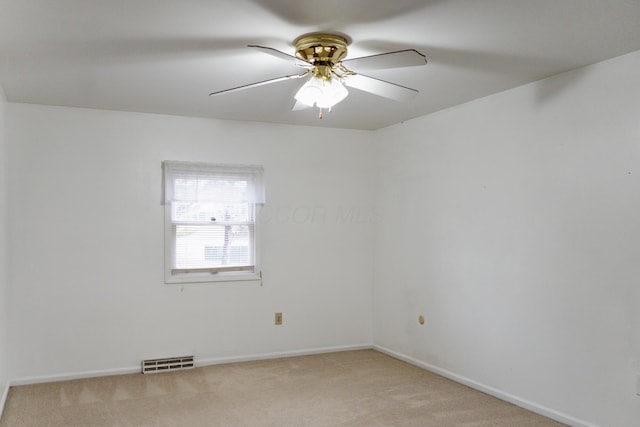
[0,350,565,426]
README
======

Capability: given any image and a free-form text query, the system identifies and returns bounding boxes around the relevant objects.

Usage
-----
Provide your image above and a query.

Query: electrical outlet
[275,312,283,325]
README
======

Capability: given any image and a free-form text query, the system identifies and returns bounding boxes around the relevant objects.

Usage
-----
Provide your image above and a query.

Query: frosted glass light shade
[295,76,324,107]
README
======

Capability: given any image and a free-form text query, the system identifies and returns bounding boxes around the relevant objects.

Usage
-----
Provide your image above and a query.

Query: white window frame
[163,161,264,284]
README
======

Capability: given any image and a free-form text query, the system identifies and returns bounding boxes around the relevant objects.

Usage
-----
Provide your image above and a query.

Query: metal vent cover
[142,355,194,374]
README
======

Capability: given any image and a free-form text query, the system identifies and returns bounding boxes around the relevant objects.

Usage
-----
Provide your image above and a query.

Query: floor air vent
[142,356,194,374]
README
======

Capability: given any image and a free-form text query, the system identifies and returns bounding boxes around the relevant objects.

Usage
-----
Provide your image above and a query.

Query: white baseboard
[196,343,373,367]
[10,366,141,386]
[373,345,599,427]
[10,343,373,387]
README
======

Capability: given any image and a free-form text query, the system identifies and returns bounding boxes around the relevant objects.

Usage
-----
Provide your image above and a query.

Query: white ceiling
[1,0,640,130]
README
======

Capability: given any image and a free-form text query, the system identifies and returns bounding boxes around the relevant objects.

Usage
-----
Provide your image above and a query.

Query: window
[163,161,265,283]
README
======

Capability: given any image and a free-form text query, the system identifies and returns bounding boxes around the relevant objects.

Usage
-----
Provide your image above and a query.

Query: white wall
[373,50,640,426]
[6,105,375,381]
[0,85,9,409]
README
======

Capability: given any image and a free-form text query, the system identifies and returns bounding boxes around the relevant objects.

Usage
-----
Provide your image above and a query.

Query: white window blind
[163,161,264,279]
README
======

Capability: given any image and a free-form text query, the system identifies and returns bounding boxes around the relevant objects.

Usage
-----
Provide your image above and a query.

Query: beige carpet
[1,350,565,426]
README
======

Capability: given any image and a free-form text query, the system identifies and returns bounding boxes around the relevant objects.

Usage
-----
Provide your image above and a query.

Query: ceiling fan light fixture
[316,76,348,108]
[293,33,350,114]
[295,74,348,109]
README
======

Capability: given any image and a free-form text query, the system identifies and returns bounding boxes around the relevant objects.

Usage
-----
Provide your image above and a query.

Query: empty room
[0,1,639,426]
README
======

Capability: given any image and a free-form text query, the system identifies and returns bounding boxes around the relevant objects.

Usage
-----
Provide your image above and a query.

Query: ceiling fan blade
[344,74,418,102]
[209,73,307,97]
[342,49,427,71]
[248,45,310,67]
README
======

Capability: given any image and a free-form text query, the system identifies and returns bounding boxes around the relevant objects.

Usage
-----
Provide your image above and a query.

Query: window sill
[165,270,261,285]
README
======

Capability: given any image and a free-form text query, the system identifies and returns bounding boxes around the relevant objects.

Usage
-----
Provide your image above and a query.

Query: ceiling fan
[209,33,427,118]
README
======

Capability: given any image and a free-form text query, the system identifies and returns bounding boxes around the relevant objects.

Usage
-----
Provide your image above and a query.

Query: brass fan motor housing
[294,33,349,65]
